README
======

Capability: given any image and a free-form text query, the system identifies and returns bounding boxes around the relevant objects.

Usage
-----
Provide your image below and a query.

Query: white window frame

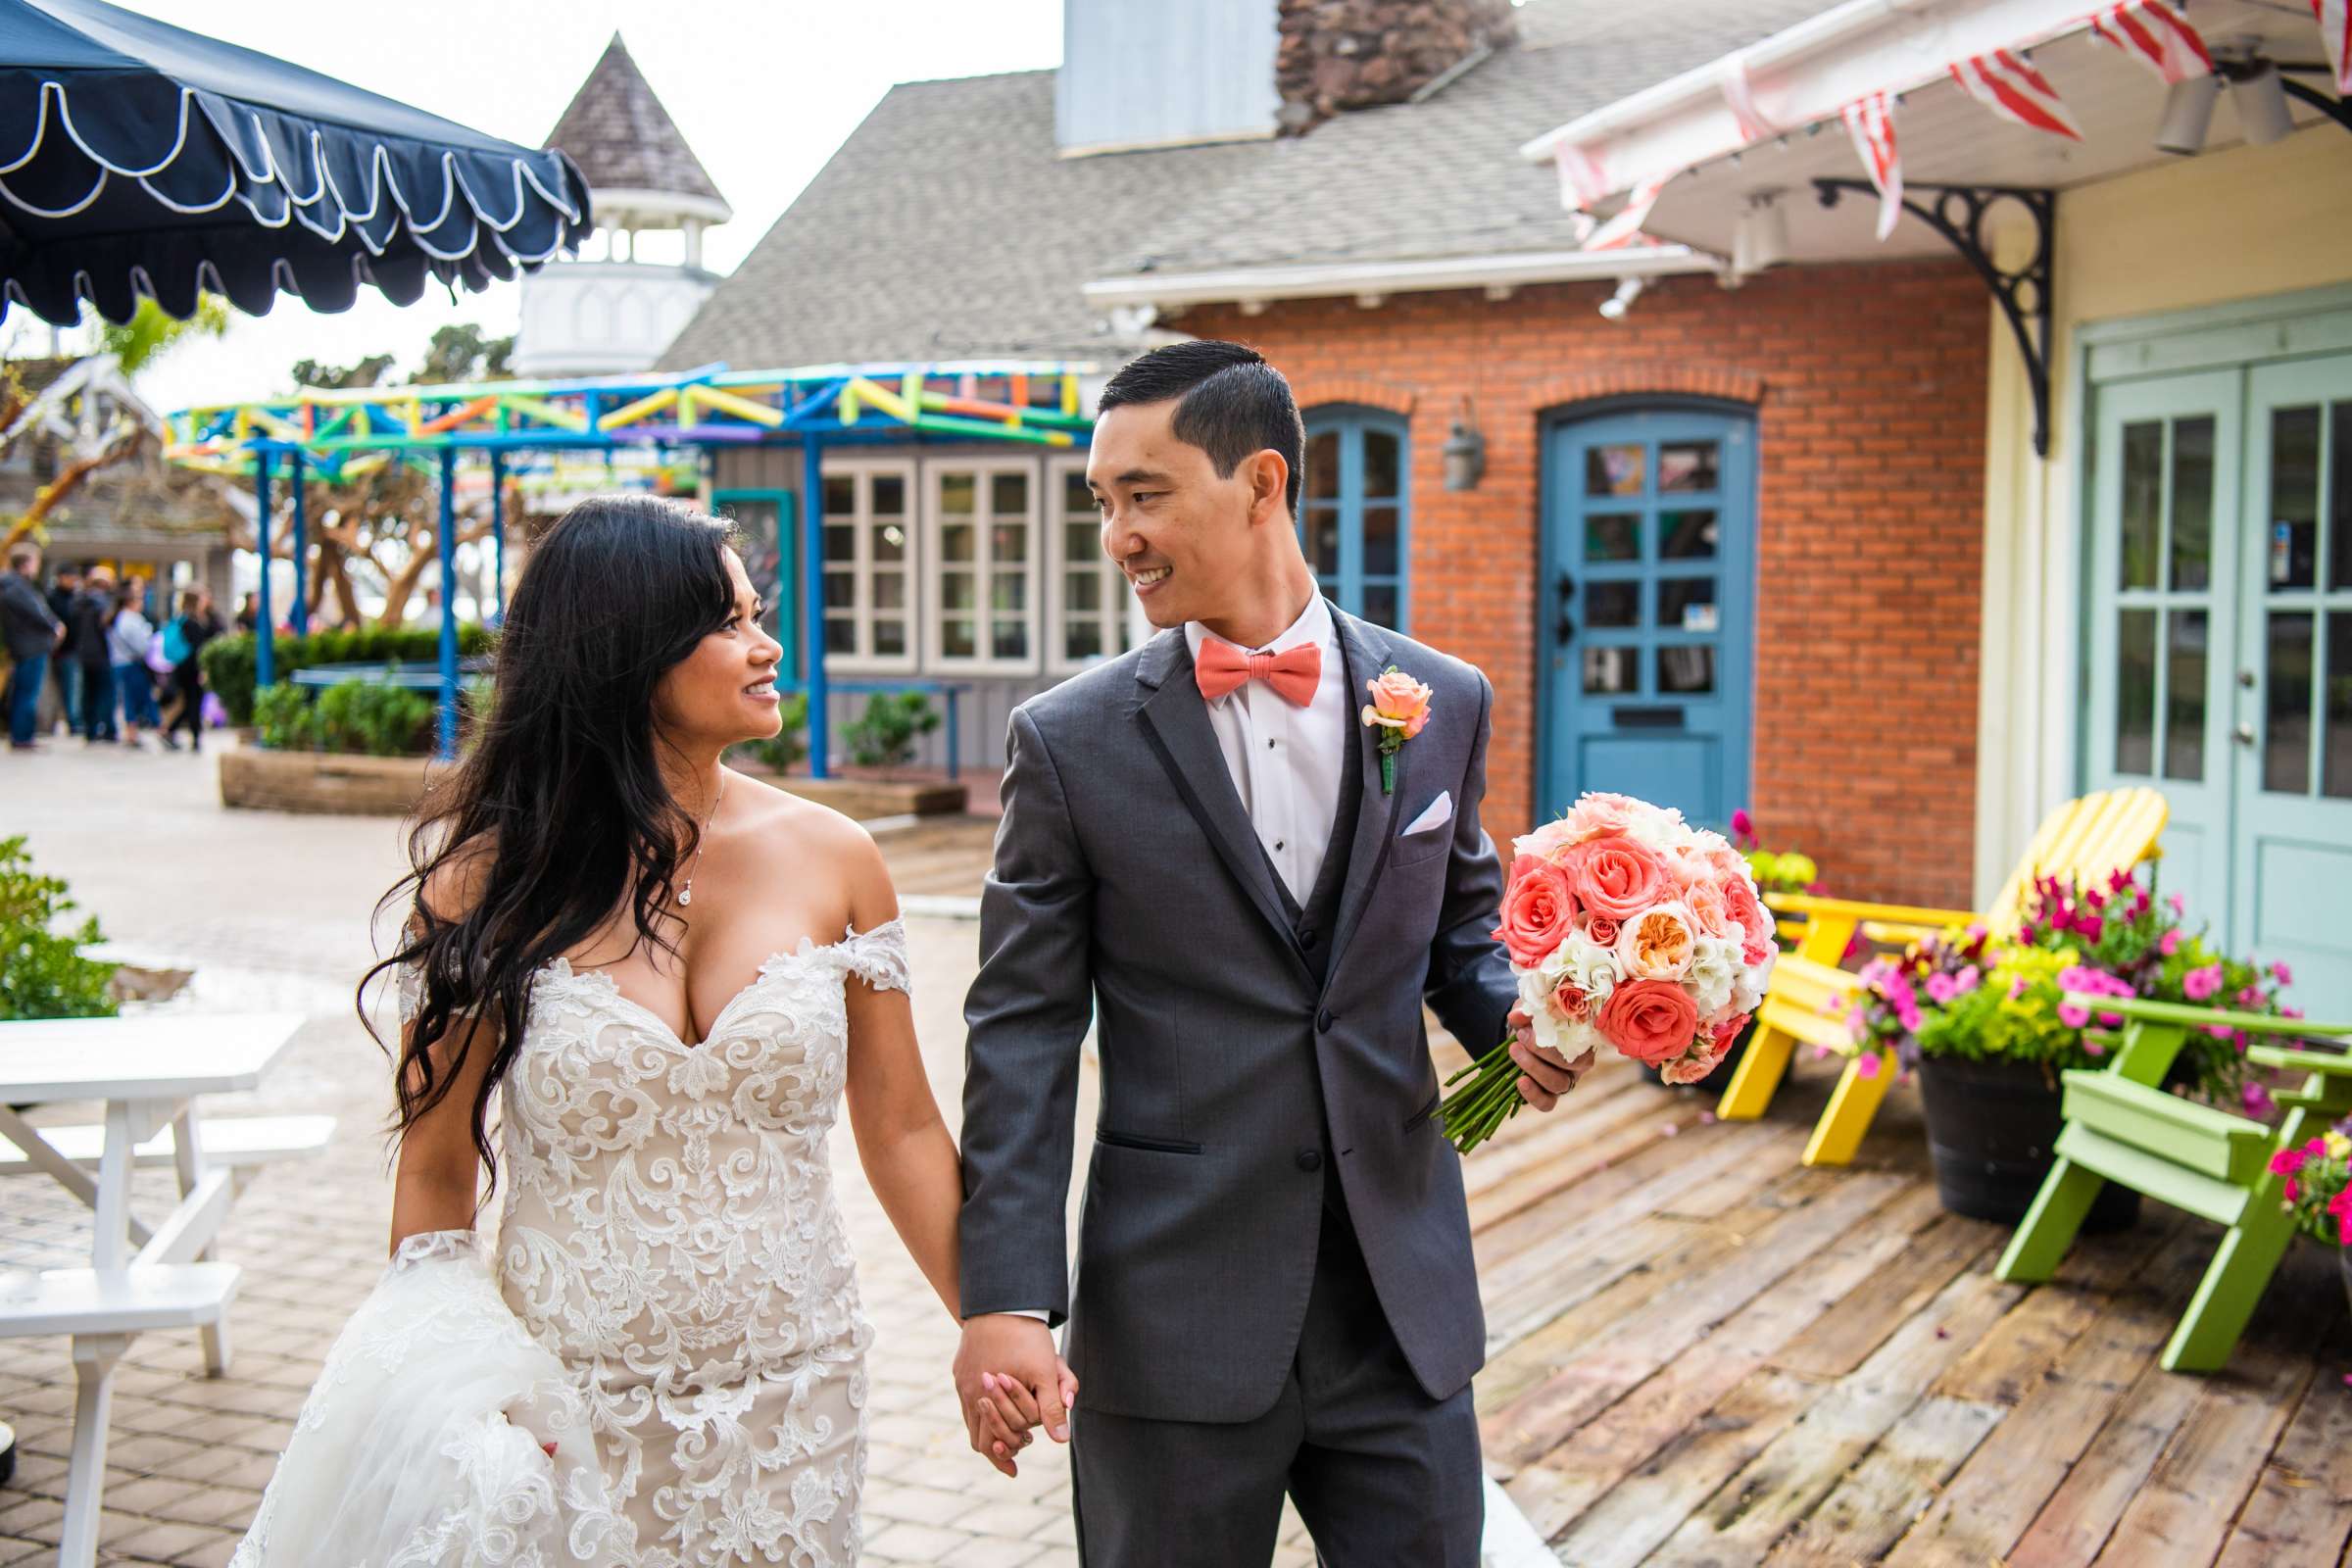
[922,457,1043,676]
[819,456,919,675]
[1044,454,1144,674]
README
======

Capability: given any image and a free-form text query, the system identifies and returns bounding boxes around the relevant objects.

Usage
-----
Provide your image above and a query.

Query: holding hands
[955,1313,1080,1477]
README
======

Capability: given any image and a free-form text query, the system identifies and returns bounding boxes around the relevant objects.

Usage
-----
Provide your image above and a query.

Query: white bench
[0,1113,336,1177]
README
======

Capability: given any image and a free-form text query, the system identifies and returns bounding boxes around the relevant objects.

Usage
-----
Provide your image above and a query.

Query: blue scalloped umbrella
[0,0,592,325]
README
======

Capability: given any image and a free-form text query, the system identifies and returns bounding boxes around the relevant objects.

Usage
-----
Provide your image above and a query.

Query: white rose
[1684,932,1741,1017]
[1557,928,1624,1003]
[1517,968,1603,1060]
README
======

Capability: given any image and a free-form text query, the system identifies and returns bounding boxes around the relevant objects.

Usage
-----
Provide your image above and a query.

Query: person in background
[45,562,80,737]
[163,586,219,753]
[108,577,159,747]
[3,545,64,751]
[234,590,260,635]
[66,566,118,744]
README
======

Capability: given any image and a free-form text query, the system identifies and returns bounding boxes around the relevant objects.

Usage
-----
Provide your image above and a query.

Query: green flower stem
[1439,1040,1532,1154]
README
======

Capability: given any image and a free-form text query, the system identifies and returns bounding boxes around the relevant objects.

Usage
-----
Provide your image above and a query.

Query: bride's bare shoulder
[727,768,890,888]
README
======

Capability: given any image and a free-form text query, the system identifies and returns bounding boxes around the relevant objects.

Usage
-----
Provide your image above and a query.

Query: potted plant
[2273,1128,2352,1313]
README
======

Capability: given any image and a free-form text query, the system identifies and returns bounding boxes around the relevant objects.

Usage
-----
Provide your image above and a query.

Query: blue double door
[1540,408,1756,830]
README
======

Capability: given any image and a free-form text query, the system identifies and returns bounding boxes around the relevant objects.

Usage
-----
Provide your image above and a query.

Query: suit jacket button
[1317,1009,1334,1033]
[1296,1149,1323,1172]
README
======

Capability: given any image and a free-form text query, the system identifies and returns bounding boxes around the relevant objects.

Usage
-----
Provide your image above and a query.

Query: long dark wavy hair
[363,494,740,1195]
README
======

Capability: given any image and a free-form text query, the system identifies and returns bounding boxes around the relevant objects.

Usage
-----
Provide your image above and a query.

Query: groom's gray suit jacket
[958,604,1518,1424]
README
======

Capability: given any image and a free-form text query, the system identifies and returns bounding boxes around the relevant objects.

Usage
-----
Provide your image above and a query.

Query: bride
[232,496,1062,1566]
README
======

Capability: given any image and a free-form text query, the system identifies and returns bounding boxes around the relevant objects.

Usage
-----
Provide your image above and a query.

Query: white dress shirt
[1184,594,1348,906]
[991,596,1350,1329]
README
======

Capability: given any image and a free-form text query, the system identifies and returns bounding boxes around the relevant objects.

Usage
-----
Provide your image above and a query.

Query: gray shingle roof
[660,0,1838,369]
[545,34,727,210]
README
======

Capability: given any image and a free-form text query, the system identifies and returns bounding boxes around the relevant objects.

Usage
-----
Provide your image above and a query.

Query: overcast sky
[5,0,1063,414]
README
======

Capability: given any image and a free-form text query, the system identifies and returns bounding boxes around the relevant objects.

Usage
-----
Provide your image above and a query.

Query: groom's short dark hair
[1096,340,1305,519]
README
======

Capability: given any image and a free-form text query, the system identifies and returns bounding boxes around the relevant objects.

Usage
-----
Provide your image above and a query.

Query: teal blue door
[2083,350,2352,1017]
[1541,408,1756,829]
[712,489,798,683]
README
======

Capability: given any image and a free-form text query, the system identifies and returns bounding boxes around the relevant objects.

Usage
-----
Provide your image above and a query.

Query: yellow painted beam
[598,386,679,431]
[692,385,785,427]
[502,394,588,434]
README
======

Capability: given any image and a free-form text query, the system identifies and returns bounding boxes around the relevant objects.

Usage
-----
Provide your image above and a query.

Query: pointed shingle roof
[545,34,729,220]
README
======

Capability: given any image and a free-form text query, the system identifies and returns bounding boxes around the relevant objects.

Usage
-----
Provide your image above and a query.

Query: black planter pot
[1642,1017,1756,1094]
[1916,1053,2139,1231]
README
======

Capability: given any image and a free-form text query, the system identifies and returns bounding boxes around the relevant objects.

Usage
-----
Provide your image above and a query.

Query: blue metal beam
[435,448,459,761]
[253,450,274,689]
[803,433,827,781]
[288,451,308,636]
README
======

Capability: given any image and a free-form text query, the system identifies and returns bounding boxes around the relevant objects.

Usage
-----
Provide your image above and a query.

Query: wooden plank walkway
[875,815,999,899]
[1456,1043,2352,1567]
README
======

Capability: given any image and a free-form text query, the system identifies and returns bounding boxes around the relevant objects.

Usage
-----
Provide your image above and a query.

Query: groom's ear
[1242,448,1291,530]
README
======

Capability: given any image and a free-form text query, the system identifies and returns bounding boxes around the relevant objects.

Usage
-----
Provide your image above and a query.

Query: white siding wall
[1054,0,1279,154]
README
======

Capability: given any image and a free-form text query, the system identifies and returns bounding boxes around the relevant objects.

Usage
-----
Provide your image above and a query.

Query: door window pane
[2120,420,2162,591]
[1364,431,1400,498]
[1065,521,1099,566]
[1659,578,1719,633]
[2327,612,2351,799]
[1362,506,1399,576]
[1308,509,1343,576]
[872,521,906,563]
[1065,571,1100,612]
[1658,645,1715,695]
[941,573,975,612]
[1063,470,1093,515]
[1065,621,1103,661]
[942,620,976,659]
[2165,610,2208,782]
[872,572,906,612]
[823,571,856,610]
[992,572,1026,612]
[992,473,1028,514]
[1660,510,1719,561]
[824,523,856,561]
[1659,441,1719,494]
[941,522,974,564]
[874,619,906,657]
[1307,431,1340,501]
[1587,581,1641,629]
[1586,514,1640,562]
[825,618,857,654]
[1586,444,1644,498]
[941,473,975,515]
[2169,416,2213,592]
[2332,404,2351,592]
[1360,584,1398,630]
[993,619,1026,659]
[2115,608,2156,775]
[991,523,1028,564]
[873,475,906,515]
[2271,406,2320,591]
[1583,647,1639,695]
[2266,611,2314,795]
[823,474,855,516]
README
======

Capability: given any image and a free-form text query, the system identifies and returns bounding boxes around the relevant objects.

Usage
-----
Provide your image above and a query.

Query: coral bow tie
[1195,639,1321,706]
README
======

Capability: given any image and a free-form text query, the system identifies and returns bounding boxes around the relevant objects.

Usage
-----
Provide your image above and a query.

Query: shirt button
[1317,1009,1335,1033]
[1296,1149,1323,1173]
[1274,840,1285,852]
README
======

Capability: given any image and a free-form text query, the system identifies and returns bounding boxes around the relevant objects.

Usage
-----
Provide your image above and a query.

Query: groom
[955,340,1591,1565]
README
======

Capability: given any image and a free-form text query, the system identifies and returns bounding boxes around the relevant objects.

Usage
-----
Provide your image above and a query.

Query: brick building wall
[1181,257,1988,907]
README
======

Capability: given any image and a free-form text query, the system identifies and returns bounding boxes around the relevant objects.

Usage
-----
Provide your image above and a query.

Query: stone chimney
[1275,0,1518,132]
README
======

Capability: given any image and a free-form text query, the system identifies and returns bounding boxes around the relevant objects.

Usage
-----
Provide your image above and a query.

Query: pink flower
[1731,808,1755,847]
[2243,1082,2277,1118]
[1513,818,1580,863]
[1684,878,1734,939]
[1560,836,1673,921]
[1494,856,1576,969]
[2183,963,2225,1003]
[1857,1052,1882,1080]
[1362,669,1434,739]
[1711,1011,1750,1047]
[1719,876,1775,966]
[2058,1002,2091,1028]
[1585,913,1622,948]
[2008,975,2028,1001]
[2272,1146,2309,1176]
[2159,929,2180,957]
[2168,892,2187,916]
[1596,979,1702,1067]
[2085,1037,2106,1056]
[2273,960,2294,987]
[1556,792,1644,843]
[1550,980,1594,1024]
[2286,1177,2301,1202]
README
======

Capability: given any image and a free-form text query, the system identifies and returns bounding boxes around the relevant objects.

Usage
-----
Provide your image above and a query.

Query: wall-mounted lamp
[1597,275,1645,320]
[2229,60,2296,145]
[2156,72,2221,154]
[1443,399,1486,492]
[1733,189,1790,276]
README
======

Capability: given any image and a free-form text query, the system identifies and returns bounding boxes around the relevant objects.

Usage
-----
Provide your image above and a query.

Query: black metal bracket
[2279,74,2352,135]
[1815,178,2056,458]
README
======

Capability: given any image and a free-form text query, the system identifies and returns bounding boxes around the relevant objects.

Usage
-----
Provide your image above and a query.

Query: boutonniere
[1359,666,1433,795]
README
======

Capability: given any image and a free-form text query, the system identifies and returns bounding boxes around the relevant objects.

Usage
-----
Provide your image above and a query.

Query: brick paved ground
[0,739,1320,1566]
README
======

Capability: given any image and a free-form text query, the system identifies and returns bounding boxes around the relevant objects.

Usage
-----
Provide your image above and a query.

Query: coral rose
[1362,669,1434,739]
[1494,856,1576,969]
[1683,878,1734,939]
[1585,913,1621,948]
[1560,836,1673,921]
[1597,979,1702,1067]
[1720,875,1775,965]
[1558,792,1643,842]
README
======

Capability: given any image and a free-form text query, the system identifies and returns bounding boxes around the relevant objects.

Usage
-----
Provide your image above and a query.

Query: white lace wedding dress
[231,921,909,1568]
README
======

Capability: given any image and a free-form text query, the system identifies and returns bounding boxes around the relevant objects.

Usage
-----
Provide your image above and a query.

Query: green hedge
[202,624,493,725]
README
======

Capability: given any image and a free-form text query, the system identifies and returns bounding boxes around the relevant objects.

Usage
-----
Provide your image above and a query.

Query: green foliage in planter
[252,678,436,757]
[843,691,940,771]
[0,836,118,1021]
[202,623,494,725]
[1910,945,2088,1070]
[727,692,810,774]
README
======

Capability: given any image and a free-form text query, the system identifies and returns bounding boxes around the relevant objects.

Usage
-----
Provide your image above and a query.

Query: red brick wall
[1183,258,1987,908]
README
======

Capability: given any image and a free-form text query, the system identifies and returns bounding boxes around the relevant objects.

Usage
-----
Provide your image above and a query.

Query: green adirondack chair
[1996,996,2352,1373]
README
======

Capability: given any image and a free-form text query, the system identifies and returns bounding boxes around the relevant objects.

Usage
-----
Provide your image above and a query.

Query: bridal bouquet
[1440,792,1778,1153]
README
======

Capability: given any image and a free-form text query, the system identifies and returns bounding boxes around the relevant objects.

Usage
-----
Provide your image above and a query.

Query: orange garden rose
[1625,906,1696,981]
[1597,979,1702,1067]
[1494,855,1576,969]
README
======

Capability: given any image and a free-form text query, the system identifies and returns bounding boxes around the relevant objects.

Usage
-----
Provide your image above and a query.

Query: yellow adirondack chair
[1717,787,2170,1165]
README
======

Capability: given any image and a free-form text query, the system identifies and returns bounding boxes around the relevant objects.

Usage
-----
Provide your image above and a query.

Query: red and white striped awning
[1521,0,2345,267]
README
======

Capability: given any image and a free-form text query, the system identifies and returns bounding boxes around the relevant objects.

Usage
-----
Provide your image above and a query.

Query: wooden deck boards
[1469,1057,2352,1567]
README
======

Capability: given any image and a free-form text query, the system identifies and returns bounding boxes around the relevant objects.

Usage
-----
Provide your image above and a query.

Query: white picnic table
[0,1012,307,1568]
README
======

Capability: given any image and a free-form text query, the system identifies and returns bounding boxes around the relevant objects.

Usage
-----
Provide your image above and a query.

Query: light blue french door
[712,489,799,683]
[1540,408,1756,829]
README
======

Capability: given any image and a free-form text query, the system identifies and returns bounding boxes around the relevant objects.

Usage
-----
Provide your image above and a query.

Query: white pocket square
[1402,792,1452,836]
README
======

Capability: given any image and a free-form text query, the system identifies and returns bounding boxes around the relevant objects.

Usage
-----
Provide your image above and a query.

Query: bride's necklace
[677,770,728,907]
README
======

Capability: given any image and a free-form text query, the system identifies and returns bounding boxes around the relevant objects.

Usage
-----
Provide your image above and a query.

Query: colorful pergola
[168,361,1095,772]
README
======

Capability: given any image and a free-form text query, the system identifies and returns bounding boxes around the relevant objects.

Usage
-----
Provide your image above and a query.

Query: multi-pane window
[819,461,915,671]
[1048,459,1141,670]
[1300,409,1407,630]
[929,462,1038,671]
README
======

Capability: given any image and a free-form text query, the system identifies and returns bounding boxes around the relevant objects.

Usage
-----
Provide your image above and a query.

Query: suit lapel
[1133,630,1310,973]
[1326,609,1402,969]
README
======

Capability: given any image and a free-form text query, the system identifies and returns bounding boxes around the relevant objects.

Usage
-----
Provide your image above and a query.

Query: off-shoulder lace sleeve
[835,919,911,996]
[394,961,423,1029]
